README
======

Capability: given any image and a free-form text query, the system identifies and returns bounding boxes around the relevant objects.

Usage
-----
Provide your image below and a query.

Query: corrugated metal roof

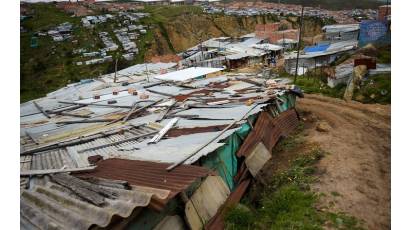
[20,125,159,172]
[286,40,358,59]
[322,24,360,33]
[237,109,299,157]
[154,67,224,82]
[115,129,239,164]
[252,43,284,51]
[21,174,156,230]
[77,158,213,199]
[240,37,264,47]
[30,149,78,170]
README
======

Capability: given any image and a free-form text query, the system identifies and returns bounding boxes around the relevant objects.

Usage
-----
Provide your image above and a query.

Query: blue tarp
[303,43,330,53]
[359,20,390,47]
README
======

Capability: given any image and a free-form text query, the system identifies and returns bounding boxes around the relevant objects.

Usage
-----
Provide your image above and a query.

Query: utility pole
[293,6,304,83]
[113,58,118,83]
[282,32,285,49]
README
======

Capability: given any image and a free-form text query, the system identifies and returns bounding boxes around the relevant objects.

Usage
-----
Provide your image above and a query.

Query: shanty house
[284,40,358,74]
[20,63,302,229]
[322,24,360,41]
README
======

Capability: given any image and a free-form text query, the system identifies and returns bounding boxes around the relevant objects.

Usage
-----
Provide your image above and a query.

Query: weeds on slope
[224,145,364,230]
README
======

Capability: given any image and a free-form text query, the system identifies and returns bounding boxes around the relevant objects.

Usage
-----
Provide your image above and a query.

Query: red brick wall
[255,23,280,38]
[255,23,298,43]
[268,30,299,43]
[378,5,391,21]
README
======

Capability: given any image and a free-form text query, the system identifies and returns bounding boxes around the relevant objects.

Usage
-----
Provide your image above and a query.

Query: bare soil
[296,94,391,230]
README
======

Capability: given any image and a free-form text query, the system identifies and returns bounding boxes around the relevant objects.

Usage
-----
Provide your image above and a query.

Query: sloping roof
[240,37,263,46]
[77,158,213,199]
[276,38,298,44]
[21,174,156,230]
[252,43,284,51]
[154,67,224,82]
[225,43,266,57]
[322,24,360,33]
[226,52,250,60]
[304,43,330,53]
[286,40,358,59]
[20,125,160,171]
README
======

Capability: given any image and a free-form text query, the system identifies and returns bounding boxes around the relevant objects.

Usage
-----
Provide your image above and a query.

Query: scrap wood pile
[20,65,303,229]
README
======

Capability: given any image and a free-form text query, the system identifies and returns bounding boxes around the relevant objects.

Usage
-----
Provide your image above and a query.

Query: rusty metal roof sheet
[20,174,156,230]
[76,158,213,199]
[166,125,233,138]
[236,109,299,157]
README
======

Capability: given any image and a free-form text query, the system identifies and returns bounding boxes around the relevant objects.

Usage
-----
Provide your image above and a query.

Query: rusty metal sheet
[166,125,234,138]
[76,158,213,200]
[236,109,299,157]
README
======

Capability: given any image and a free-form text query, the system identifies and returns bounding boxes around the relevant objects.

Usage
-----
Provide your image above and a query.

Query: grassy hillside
[21,3,151,102]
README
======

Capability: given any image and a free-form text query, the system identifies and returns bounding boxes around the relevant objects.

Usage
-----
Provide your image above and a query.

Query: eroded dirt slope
[297,94,391,229]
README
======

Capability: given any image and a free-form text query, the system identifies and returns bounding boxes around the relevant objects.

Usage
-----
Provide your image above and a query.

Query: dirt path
[296,94,391,230]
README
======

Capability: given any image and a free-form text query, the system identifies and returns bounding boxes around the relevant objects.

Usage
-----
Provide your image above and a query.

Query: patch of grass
[327,212,365,230]
[22,3,79,32]
[354,73,391,104]
[294,75,347,99]
[261,185,324,230]
[143,5,202,23]
[376,45,391,64]
[225,147,363,229]
[267,148,324,192]
[274,122,305,152]
[331,191,341,197]
[225,204,256,230]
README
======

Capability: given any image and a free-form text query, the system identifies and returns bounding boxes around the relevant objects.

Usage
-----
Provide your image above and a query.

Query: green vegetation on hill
[295,75,347,99]
[376,45,391,64]
[20,3,150,102]
[353,73,390,104]
[290,71,390,105]
[279,70,347,99]
[143,5,203,23]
